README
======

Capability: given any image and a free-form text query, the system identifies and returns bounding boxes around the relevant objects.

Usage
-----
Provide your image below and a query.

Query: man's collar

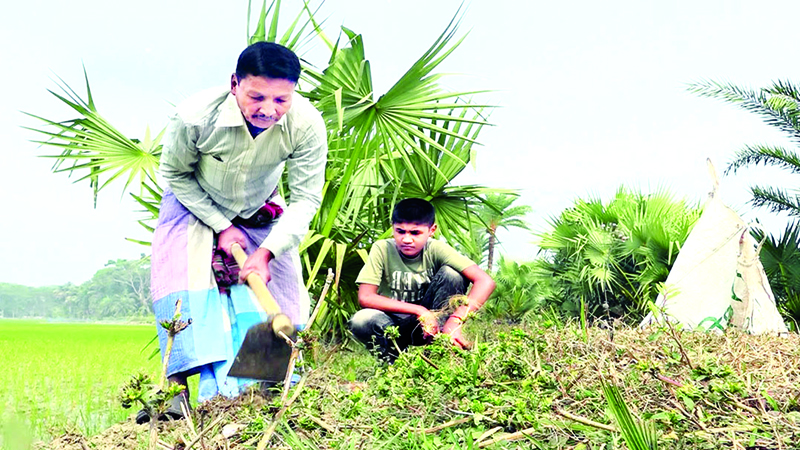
[215,92,288,129]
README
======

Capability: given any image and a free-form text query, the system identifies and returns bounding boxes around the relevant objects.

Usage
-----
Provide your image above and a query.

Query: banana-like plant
[752,220,800,329]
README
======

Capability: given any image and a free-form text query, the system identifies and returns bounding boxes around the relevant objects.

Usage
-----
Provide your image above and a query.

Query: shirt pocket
[195,129,241,188]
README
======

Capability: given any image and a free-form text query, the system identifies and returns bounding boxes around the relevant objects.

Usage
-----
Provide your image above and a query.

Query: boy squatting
[350,198,496,360]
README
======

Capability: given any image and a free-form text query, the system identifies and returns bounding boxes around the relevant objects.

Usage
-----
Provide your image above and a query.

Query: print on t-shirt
[389,267,435,303]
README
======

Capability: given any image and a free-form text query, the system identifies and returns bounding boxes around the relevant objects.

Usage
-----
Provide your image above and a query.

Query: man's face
[392,222,437,258]
[231,74,295,130]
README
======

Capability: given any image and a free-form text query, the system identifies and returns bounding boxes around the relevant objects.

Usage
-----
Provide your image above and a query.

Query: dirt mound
[45,423,149,450]
[44,389,275,450]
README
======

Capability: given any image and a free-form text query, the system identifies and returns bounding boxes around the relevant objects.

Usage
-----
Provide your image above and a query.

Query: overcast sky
[2,0,799,287]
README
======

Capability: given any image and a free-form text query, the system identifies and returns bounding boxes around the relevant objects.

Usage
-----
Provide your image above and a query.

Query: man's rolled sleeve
[160,114,233,233]
[260,115,328,257]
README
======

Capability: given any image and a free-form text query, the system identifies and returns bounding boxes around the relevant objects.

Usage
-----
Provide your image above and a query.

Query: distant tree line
[0,257,152,320]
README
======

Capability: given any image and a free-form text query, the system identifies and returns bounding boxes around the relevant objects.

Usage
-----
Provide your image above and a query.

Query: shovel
[227,243,296,381]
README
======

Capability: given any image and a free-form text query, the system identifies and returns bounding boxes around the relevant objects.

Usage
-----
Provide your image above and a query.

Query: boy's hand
[447,327,472,350]
[443,316,471,349]
[417,310,439,339]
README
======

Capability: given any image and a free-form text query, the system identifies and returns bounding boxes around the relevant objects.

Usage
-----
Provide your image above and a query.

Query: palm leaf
[23,71,161,207]
[725,144,800,176]
[750,185,800,216]
[601,380,658,450]
[688,79,800,144]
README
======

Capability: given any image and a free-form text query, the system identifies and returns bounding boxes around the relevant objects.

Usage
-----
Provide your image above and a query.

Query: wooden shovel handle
[230,243,281,315]
[230,243,295,338]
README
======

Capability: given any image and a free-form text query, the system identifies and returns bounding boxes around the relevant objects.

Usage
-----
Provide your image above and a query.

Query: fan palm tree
[688,80,800,216]
[752,220,800,329]
[481,256,542,322]
[25,1,511,334]
[535,187,700,320]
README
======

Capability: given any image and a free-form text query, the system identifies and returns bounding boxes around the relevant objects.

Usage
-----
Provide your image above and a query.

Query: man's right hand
[218,225,248,256]
[418,309,439,339]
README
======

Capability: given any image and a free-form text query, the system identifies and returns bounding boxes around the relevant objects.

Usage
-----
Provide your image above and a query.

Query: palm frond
[725,144,800,176]
[601,380,658,450]
[750,185,800,216]
[23,71,162,207]
[688,79,800,144]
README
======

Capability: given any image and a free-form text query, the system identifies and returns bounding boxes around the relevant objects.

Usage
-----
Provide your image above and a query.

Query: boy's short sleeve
[429,239,476,273]
[356,241,388,286]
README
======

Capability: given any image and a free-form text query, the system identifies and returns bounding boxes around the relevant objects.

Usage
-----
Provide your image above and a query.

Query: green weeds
[14,318,800,450]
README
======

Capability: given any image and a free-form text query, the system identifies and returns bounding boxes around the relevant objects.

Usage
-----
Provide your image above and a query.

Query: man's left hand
[239,247,273,283]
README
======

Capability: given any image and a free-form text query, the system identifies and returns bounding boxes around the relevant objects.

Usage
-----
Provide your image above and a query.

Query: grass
[0,319,162,445]
[9,317,800,449]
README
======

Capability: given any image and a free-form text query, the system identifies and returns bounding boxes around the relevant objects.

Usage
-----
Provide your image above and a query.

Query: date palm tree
[688,80,800,216]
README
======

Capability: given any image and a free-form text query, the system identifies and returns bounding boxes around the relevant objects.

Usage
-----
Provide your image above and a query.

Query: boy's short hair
[391,198,435,226]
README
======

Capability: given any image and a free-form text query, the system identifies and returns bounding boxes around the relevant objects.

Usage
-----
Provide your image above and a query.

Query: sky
[2,0,799,287]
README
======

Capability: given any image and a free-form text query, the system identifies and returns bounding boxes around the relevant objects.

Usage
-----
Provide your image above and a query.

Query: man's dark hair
[391,198,436,226]
[236,42,301,83]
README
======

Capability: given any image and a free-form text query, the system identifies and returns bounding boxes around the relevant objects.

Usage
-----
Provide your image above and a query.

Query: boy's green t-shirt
[356,238,475,304]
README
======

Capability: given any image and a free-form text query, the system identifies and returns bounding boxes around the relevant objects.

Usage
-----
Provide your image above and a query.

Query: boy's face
[392,222,437,258]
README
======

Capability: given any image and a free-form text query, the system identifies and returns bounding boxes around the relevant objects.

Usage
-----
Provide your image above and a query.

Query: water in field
[0,320,162,444]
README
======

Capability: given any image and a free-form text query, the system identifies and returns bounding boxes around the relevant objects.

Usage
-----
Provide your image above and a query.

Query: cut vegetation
[42,319,800,450]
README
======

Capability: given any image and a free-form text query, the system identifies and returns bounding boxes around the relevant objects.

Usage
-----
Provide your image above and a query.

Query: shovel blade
[228,322,295,381]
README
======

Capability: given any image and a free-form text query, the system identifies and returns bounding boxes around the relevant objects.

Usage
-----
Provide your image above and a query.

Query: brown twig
[280,345,300,405]
[477,427,537,448]
[417,352,439,370]
[730,398,761,416]
[653,372,683,387]
[181,400,197,438]
[412,416,472,433]
[668,399,707,431]
[304,414,337,433]
[183,415,225,450]
[658,304,694,370]
[257,373,308,450]
[474,426,503,445]
[553,408,618,433]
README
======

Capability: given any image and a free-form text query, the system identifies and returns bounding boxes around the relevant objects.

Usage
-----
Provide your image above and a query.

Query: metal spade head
[227,322,296,381]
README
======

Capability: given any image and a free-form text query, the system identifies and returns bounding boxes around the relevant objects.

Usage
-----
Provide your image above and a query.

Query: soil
[43,390,274,450]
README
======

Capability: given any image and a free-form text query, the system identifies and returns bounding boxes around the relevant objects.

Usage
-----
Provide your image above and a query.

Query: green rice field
[0,320,163,446]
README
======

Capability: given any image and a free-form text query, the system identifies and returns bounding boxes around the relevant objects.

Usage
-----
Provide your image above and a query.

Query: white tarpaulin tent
[640,160,788,335]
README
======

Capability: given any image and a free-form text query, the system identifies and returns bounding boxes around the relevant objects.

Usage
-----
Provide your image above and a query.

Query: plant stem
[553,408,618,433]
[257,373,308,450]
[160,298,183,390]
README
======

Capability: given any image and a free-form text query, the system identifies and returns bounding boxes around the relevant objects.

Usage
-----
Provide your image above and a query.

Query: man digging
[140,42,327,422]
